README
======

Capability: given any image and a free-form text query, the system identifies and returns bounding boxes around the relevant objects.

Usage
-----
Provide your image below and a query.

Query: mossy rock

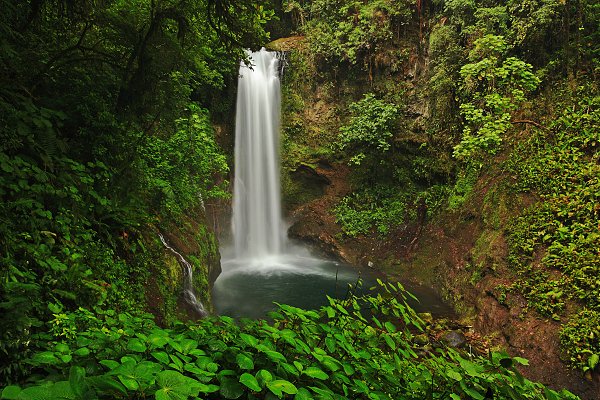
[265,36,306,52]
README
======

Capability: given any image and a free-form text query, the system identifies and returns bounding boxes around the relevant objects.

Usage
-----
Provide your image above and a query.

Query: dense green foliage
[289,0,412,69]
[334,185,413,236]
[282,0,599,379]
[337,94,399,169]
[333,184,448,237]
[1,0,598,396]
[1,283,577,399]
[455,35,540,160]
[504,85,599,371]
[0,0,272,385]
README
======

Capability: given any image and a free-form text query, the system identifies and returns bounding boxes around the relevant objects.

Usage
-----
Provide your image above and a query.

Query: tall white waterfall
[214,48,364,318]
[232,49,285,259]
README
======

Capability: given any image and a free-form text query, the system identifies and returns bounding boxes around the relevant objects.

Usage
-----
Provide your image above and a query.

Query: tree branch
[29,22,92,92]
[511,119,549,131]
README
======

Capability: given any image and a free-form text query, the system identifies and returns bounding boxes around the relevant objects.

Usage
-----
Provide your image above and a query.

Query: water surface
[213,245,454,319]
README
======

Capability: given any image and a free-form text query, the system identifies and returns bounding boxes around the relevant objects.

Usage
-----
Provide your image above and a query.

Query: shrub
[1,282,577,400]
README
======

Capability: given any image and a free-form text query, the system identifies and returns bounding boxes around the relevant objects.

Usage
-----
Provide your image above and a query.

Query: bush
[140,104,229,216]
[1,282,577,400]
[504,88,599,370]
[334,184,449,237]
[560,310,600,373]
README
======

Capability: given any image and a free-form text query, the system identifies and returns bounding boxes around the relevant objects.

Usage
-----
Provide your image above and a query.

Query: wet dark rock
[441,330,467,348]
[317,159,333,170]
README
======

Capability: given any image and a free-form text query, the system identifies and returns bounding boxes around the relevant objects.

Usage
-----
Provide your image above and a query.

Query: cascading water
[158,233,207,317]
[213,49,368,318]
[232,49,285,259]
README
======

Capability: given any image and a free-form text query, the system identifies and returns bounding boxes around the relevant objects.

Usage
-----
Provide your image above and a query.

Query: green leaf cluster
[454,35,540,160]
[334,183,449,238]
[1,282,577,399]
[504,86,599,370]
[0,0,272,385]
[290,0,412,68]
[337,93,399,168]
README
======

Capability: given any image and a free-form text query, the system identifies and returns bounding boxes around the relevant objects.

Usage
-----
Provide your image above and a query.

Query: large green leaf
[294,388,314,400]
[239,373,261,392]
[155,370,202,400]
[73,347,90,357]
[88,376,128,396]
[148,334,169,349]
[68,366,86,397]
[308,386,334,399]
[236,353,254,370]
[459,359,484,378]
[99,360,120,370]
[256,369,273,387]
[382,333,396,350]
[263,350,287,363]
[127,338,147,353]
[54,343,70,354]
[281,362,300,377]
[446,369,463,382]
[111,360,161,391]
[118,376,139,391]
[267,380,298,397]
[152,351,170,365]
[384,321,396,333]
[219,378,244,399]
[303,367,328,380]
[239,333,258,347]
[1,386,22,400]
[154,389,187,400]
[19,381,75,400]
[179,339,198,355]
[31,351,58,365]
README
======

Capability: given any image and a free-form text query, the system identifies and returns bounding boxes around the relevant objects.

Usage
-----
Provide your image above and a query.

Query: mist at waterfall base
[212,49,453,319]
[213,243,369,319]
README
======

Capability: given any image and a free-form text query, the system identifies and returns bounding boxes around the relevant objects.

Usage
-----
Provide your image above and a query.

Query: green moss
[472,229,503,266]
[188,255,210,308]
[162,256,182,291]
[447,166,479,210]
[281,166,327,210]
[482,188,510,230]
[139,235,184,325]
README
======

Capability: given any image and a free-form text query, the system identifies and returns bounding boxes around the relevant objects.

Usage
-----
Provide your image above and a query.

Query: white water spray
[158,233,207,317]
[232,49,285,259]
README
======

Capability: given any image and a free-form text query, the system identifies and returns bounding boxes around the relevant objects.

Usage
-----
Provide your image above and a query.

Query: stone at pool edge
[441,330,467,348]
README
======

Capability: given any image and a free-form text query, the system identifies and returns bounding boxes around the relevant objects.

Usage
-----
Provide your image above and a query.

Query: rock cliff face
[144,208,221,325]
[276,39,599,399]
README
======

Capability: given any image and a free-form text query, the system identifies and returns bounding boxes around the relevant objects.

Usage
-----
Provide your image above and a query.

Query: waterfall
[232,49,285,259]
[214,49,366,318]
[158,233,207,317]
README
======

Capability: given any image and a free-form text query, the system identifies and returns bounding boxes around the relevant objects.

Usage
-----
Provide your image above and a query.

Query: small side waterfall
[232,49,285,260]
[158,233,207,317]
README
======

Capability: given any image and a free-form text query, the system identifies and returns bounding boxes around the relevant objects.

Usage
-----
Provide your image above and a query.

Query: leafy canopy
[454,35,540,160]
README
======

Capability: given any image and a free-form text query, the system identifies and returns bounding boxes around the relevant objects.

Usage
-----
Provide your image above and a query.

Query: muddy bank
[287,162,599,399]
